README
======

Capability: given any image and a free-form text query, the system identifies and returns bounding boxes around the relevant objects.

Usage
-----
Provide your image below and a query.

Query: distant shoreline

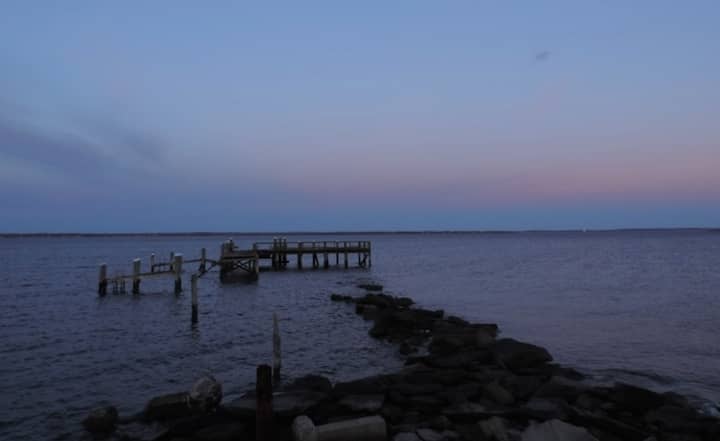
[1,228,718,238]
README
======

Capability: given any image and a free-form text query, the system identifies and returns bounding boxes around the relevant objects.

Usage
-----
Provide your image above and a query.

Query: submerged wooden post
[256,364,273,441]
[191,274,198,324]
[368,242,372,267]
[335,241,339,266]
[273,313,281,382]
[98,263,107,296]
[169,251,175,272]
[344,242,349,269]
[132,258,141,294]
[199,248,207,273]
[173,254,183,294]
[150,253,156,273]
[297,242,303,269]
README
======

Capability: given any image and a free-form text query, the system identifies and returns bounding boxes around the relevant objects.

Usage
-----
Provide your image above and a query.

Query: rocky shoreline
[84,287,720,441]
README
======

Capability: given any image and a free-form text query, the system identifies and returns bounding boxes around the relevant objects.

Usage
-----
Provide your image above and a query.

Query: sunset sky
[1,2,719,232]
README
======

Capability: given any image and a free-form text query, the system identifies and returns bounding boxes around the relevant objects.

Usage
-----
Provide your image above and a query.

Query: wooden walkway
[96,237,372,295]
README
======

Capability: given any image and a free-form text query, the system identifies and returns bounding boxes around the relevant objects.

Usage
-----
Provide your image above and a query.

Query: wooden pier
[97,237,372,295]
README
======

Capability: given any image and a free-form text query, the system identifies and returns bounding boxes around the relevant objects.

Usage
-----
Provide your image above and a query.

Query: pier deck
[97,237,372,295]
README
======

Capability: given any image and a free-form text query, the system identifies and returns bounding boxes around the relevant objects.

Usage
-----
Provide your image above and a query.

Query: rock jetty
[84,291,720,441]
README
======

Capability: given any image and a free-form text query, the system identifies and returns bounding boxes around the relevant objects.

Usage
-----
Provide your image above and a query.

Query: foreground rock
[85,292,720,441]
[82,406,118,434]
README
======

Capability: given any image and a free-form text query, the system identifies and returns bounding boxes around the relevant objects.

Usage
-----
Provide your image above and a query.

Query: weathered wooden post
[323,241,329,269]
[98,263,108,296]
[273,313,281,383]
[256,364,273,441]
[169,252,175,272]
[344,241,349,269]
[199,247,207,273]
[297,242,303,269]
[335,241,339,266]
[312,242,319,269]
[368,242,372,267]
[150,253,155,273]
[281,237,288,269]
[173,254,183,294]
[132,258,141,294]
[191,274,198,324]
[272,237,278,270]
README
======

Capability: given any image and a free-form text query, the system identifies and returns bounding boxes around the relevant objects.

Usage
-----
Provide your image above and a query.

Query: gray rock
[519,398,569,421]
[428,415,453,431]
[607,382,662,414]
[521,419,599,441]
[416,428,459,441]
[339,394,385,412]
[274,391,327,417]
[285,374,333,394]
[82,406,118,434]
[484,381,515,405]
[492,339,553,371]
[189,375,223,412]
[394,432,422,441]
[334,374,398,396]
[478,417,509,441]
[192,422,246,441]
[534,376,589,403]
[145,392,192,420]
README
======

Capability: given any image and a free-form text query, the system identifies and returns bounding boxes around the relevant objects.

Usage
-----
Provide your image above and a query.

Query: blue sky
[1,2,719,232]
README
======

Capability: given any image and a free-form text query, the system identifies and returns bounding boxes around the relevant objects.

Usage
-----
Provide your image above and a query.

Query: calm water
[1,231,719,440]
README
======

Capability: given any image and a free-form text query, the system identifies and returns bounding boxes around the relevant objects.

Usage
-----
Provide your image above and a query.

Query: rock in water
[82,406,118,434]
[522,419,599,441]
[491,338,552,370]
[189,375,223,412]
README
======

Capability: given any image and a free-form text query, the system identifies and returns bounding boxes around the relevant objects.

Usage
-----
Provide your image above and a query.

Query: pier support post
[173,254,183,294]
[191,274,198,324]
[98,263,107,296]
[256,364,273,441]
[344,242,349,269]
[132,258,141,294]
[273,313,281,383]
[199,248,207,273]
[368,242,372,268]
[169,252,175,272]
[272,237,278,270]
[323,241,329,269]
[297,243,303,269]
[150,253,155,273]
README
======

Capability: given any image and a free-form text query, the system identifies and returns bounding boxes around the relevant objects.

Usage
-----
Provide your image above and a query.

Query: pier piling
[256,364,273,441]
[173,254,183,294]
[98,264,107,296]
[132,258,141,294]
[150,253,155,273]
[273,313,281,383]
[191,274,198,324]
[199,248,207,273]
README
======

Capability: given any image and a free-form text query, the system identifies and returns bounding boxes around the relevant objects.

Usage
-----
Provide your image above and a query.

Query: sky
[1,1,719,232]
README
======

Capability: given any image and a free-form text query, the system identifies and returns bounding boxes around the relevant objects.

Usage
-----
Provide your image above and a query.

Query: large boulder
[521,419,599,441]
[188,375,223,413]
[82,406,118,434]
[145,392,192,420]
[491,339,553,371]
[606,383,663,415]
[339,394,385,412]
[285,374,333,394]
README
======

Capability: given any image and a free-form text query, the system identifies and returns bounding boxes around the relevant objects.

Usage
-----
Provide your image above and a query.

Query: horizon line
[1,227,719,238]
